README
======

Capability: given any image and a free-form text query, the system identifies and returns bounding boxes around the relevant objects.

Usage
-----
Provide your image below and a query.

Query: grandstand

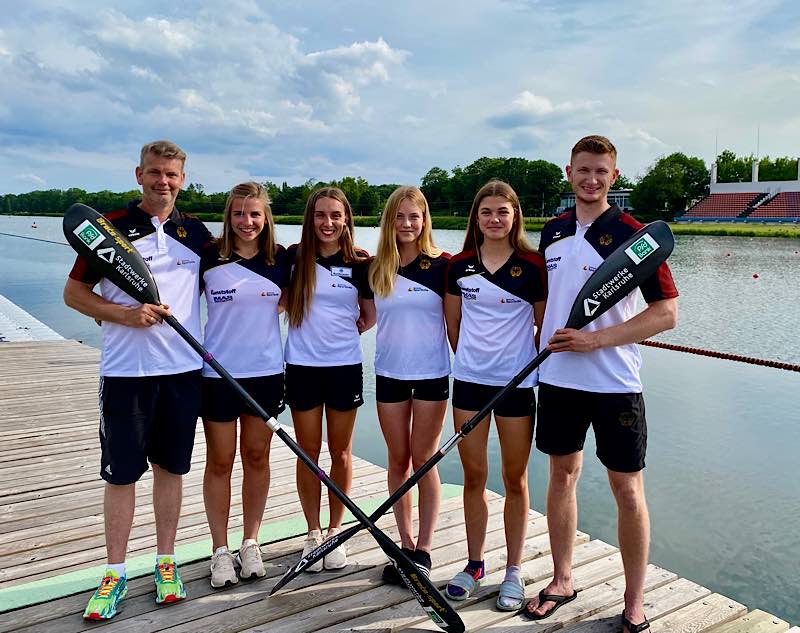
[678,160,800,222]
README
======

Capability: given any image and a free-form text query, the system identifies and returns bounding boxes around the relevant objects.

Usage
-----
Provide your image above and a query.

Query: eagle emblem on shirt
[510,266,522,277]
[419,258,431,270]
[177,227,188,238]
[599,233,612,246]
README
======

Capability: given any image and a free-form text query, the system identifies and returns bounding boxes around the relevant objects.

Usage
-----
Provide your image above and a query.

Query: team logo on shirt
[419,258,431,270]
[510,266,522,278]
[177,227,188,238]
[599,234,613,246]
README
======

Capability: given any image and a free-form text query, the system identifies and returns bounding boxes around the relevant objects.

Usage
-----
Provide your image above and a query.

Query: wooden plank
[707,610,790,633]
[647,593,747,632]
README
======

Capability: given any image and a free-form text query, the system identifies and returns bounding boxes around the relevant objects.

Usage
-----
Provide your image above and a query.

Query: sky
[1,0,798,195]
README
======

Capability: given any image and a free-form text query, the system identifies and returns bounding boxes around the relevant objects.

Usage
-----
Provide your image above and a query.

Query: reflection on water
[1,215,799,623]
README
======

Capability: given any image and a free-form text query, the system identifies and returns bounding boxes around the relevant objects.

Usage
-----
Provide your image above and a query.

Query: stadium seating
[682,193,761,218]
[748,192,800,218]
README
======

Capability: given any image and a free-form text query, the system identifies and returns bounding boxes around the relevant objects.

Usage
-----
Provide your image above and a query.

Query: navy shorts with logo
[99,370,201,485]
[202,373,285,422]
[375,375,450,403]
[535,382,647,472]
[285,363,364,412]
[452,379,535,418]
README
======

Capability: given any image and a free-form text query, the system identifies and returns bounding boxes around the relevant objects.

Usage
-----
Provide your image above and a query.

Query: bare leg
[291,406,324,532]
[528,452,582,616]
[324,406,358,530]
[409,398,447,553]
[104,482,136,563]
[202,420,237,550]
[377,400,414,549]
[240,414,273,541]
[453,407,491,561]
[608,469,649,630]
[153,464,183,554]
[495,414,533,567]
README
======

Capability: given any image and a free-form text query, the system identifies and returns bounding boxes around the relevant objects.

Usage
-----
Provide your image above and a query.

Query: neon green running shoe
[83,569,127,620]
[155,557,186,604]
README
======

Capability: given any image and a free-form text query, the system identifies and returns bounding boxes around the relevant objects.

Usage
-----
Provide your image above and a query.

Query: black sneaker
[382,548,415,585]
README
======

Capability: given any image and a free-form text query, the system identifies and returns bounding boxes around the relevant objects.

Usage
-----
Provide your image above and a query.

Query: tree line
[2,151,797,223]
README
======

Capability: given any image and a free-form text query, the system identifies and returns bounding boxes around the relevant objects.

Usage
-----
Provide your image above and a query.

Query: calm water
[1,216,798,623]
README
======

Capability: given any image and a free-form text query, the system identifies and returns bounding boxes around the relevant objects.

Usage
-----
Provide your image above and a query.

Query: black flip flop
[518,588,578,620]
[622,611,650,632]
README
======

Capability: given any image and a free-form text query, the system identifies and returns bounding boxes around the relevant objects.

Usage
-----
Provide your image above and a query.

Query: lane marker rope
[642,340,800,372]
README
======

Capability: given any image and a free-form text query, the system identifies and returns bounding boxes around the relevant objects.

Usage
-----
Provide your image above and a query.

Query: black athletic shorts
[375,375,450,403]
[201,373,285,422]
[98,370,201,485]
[535,383,647,472]
[452,379,535,418]
[285,363,364,412]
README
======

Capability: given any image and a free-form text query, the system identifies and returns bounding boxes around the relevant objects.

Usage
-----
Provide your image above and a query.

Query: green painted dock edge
[0,483,463,613]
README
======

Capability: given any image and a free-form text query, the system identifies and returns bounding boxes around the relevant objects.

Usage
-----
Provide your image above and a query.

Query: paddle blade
[62,203,161,306]
[565,220,674,331]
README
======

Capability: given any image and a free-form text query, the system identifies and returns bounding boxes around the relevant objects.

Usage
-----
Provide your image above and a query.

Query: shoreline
[4,212,800,237]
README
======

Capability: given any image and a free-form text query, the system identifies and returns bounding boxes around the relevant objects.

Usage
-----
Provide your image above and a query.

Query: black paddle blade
[371,529,464,632]
[270,524,360,596]
[565,220,674,330]
[62,203,161,306]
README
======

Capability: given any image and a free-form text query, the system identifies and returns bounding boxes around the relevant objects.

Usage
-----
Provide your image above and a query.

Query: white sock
[241,538,258,548]
[106,563,126,577]
[498,565,523,608]
[214,546,229,556]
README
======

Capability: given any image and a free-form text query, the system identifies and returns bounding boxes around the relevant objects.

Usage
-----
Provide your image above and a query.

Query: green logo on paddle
[625,234,659,265]
[73,220,106,250]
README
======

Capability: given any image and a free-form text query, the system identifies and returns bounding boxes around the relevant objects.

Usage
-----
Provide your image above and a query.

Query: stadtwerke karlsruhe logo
[625,234,659,265]
[73,220,106,251]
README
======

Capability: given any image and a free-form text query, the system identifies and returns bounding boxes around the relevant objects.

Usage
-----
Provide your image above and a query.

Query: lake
[1,215,798,623]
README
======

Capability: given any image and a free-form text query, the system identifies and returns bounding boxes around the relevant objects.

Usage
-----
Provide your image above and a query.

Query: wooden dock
[0,341,794,632]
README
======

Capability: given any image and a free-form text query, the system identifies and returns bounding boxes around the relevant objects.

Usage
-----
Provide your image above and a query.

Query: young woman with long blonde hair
[284,187,376,571]
[367,186,450,582]
[443,180,547,611]
[201,182,290,587]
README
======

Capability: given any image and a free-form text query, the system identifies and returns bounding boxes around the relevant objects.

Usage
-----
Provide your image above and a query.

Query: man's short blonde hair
[139,140,187,167]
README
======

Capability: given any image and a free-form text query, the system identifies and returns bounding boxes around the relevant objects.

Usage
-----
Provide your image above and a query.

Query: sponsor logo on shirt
[143,255,153,262]
[583,264,598,272]
[127,228,140,237]
[501,297,522,303]
[461,286,479,300]
[331,266,352,278]
[176,259,196,266]
[546,256,560,271]
[331,283,351,289]
[407,286,429,292]
[262,291,280,297]
[211,288,236,303]
[465,264,476,273]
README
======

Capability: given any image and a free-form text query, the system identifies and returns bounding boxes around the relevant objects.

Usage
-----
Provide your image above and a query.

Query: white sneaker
[236,539,266,579]
[210,547,239,588]
[302,530,324,573]
[323,527,347,570]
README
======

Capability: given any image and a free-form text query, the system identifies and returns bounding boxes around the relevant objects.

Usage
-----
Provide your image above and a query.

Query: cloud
[488,91,600,129]
[13,173,46,187]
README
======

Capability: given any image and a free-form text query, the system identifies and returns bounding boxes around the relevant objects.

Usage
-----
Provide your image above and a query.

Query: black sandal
[621,611,650,632]
[518,588,578,620]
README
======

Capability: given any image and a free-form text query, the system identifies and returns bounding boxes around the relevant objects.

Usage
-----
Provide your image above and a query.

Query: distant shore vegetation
[2,150,798,230]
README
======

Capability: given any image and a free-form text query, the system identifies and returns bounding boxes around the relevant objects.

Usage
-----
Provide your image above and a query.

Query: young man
[64,140,212,620]
[521,136,678,633]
